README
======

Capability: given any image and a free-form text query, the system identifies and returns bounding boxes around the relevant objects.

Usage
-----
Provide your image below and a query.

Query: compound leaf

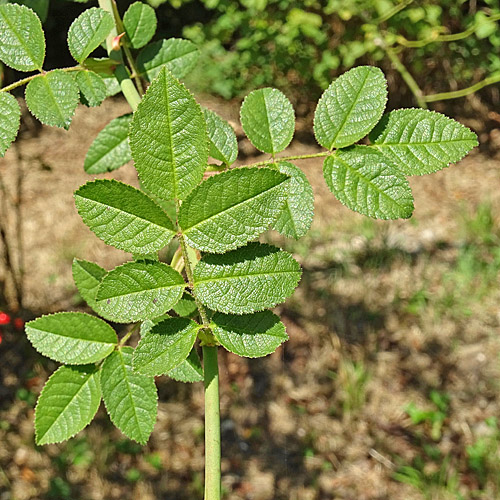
[0,3,45,71]
[75,180,176,254]
[204,108,238,166]
[26,312,117,364]
[123,1,157,49]
[101,347,157,444]
[212,311,288,358]
[193,242,301,314]
[130,67,207,201]
[137,38,199,82]
[67,7,114,63]
[84,114,132,174]
[272,162,314,239]
[323,145,414,220]
[35,365,101,445]
[96,261,185,323]
[75,69,107,107]
[25,70,79,129]
[178,167,289,253]
[240,88,295,154]
[0,92,20,157]
[133,317,199,376]
[314,66,387,149]
[369,108,479,175]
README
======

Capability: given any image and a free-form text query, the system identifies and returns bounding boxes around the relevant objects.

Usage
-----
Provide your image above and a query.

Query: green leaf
[12,0,49,23]
[323,145,414,220]
[178,167,289,253]
[240,87,295,154]
[96,261,185,323]
[272,162,314,239]
[75,70,107,107]
[314,66,387,149]
[84,114,133,174]
[193,242,301,314]
[67,7,114,63]
[75,180,176,254]
[0,92,20,157]
[72,258,107,312]
[26,312,117,364]
[25,70,80,129]
[130,67,207,202]
[167,348,203,383]
[0,3,45,71]
[212,311,288,358]
[123,1,157,49]
[133,317,199,376]
[137,38,199,82]
[369,108,479,175]
[172,292,197,317]
[139,318,202,382]
[101,347,157,444]
[35,365,101,445]
[204,109,238,166]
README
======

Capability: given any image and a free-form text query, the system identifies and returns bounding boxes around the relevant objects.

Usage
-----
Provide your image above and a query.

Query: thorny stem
[99,0,142,112]
[106,0,144,94]
[203,345,221,500]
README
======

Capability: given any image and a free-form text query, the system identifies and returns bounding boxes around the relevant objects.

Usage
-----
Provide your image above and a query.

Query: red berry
[0,331,3,344]
[0,312,10,325]
[14,317,24,330]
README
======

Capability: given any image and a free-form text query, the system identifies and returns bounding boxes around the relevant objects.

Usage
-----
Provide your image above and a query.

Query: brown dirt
[1,96,500,500]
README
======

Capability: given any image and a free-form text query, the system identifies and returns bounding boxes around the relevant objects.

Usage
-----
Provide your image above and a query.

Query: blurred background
[1,1,500,499]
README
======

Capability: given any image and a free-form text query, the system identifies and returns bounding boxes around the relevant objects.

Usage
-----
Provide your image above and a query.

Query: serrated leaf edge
[34,365,101,445]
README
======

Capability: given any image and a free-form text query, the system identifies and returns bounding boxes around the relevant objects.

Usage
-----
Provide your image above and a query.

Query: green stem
[98,0,142,112]
[396,13,500,48]
[119,323,140,347]
[244,151,332,168]
[422,72,500,102]
[374,0,413,24]
[384,45,428,108]
[203,345,221,500]
[106,0,144,94]
[0,66,81,92]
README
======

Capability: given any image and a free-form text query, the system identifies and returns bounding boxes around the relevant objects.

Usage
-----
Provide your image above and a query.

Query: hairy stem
[244,151,332,168]
[203,345,221,500]
[0,67,81,93]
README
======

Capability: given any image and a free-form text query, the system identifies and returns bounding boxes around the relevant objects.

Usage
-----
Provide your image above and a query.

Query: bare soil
[1,97,500,500]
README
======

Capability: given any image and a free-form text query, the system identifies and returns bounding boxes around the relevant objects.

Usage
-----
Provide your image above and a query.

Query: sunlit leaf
[178,167,289,253]
[101,347,157,444]
[26,312,117,364]
[193,243,301,314]
[314,66,387,149]
[35,365,101,445]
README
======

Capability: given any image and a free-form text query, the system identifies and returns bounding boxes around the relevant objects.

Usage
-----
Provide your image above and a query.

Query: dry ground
[1,97,500,500]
